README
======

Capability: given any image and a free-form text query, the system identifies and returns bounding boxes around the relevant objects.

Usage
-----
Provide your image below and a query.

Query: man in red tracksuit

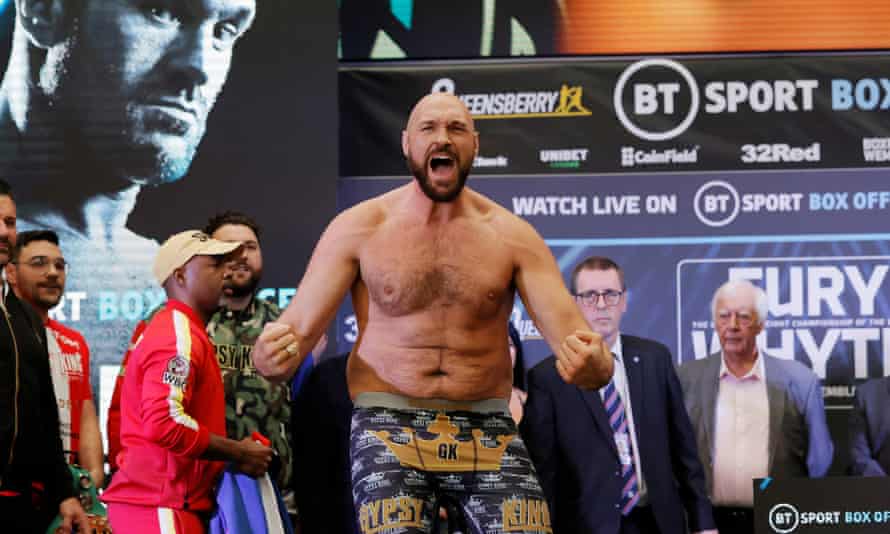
[103,230,273,533]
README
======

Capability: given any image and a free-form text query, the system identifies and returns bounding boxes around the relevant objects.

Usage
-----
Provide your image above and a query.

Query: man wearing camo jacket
[204,211,323,519]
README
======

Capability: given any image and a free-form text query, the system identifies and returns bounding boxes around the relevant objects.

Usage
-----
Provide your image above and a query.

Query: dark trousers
[713,506,754,534]
[0,492,53,534]
[620,505,660,534]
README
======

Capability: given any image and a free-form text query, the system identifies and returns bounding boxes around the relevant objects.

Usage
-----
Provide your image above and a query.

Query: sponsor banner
[339,53,890,474]
[339,169,890,239]
[340,54,890,176]
[754,477,890,533]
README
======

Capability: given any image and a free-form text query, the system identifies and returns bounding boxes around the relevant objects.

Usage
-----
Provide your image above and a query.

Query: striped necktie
[602,378,640,515]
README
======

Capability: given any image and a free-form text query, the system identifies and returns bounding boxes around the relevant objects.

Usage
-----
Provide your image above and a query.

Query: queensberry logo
[432,78,592,119]
[614,59,818,141]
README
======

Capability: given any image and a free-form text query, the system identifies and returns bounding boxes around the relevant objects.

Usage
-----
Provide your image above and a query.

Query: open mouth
[428,154,456,175]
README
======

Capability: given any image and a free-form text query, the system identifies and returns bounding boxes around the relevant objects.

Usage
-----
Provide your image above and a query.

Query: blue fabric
[291,354,315,399]
[209,466,294,534]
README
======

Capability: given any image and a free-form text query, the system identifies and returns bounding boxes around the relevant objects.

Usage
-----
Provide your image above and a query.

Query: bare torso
[347,186,517,401]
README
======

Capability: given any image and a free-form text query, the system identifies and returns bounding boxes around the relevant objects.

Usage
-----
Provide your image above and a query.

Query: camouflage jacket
[206,297,293,491]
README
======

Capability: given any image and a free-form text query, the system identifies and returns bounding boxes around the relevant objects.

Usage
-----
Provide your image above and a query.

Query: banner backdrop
[0,1,339,403]
[338,53,890,471]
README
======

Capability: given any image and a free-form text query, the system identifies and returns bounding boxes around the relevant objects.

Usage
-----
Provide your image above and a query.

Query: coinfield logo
[433,78,592,120]
[620,146,699,167]
[614,59,818,141]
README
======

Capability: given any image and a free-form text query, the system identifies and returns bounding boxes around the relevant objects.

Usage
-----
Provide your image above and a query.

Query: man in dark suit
[521,256,715,534]
[291,353,359,534]
[678,279,833,534]
[849,376,890,476]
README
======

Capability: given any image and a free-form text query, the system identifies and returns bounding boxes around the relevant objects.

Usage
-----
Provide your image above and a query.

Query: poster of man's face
[43,0,256,184]
[0,0,337,399]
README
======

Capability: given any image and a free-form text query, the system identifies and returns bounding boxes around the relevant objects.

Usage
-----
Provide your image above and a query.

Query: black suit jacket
[291,354,359,534]
[520,335,714,534]
[849,376,890,476]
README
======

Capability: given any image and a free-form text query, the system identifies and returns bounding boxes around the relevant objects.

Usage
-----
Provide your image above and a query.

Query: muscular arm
[510,218,612,389]
[78,399,104,488]
[255,206,371,382]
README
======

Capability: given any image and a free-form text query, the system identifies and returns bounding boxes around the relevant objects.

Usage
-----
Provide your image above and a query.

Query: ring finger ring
[285,343,298,357]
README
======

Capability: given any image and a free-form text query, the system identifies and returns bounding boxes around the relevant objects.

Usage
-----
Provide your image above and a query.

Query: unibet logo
[539,148,589,169]
[614,59,818,141]
[433,79,593,119]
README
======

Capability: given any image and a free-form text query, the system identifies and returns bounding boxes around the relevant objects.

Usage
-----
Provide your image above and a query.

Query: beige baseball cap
[153,230,242,285]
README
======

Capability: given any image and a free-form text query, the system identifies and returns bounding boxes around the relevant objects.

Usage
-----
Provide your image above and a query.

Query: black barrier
[755,477,890,533]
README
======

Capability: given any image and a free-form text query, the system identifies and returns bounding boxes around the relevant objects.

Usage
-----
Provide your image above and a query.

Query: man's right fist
[236,437,273,478]
[252,322,301,382]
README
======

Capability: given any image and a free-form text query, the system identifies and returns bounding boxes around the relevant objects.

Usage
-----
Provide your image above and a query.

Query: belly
[347,343,513,401]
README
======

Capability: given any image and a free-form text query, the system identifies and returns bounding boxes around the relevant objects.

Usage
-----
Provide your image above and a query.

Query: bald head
[406,92,476,133]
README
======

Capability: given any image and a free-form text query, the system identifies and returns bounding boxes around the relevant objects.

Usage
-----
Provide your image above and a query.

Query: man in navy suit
[521,256,715,534]
[849,376,890,476]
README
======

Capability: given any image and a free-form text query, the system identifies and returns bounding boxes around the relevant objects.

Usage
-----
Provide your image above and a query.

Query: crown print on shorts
[371,413,513,472]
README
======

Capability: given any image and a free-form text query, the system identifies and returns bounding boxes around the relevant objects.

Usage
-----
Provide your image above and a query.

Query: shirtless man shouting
[254,92,613,534]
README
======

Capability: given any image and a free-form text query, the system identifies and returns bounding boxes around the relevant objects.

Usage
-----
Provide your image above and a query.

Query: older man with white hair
[677,279,833,534]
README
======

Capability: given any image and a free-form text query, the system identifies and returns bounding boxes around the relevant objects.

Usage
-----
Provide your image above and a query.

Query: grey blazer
[677,352,834,497]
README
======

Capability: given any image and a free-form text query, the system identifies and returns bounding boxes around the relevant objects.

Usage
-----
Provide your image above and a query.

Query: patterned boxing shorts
[350,393,551,534]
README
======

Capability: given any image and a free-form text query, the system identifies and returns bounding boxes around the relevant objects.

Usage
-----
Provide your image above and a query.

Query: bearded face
[405,142,472,202]
[402,94,478,202]
[211,224,262,299]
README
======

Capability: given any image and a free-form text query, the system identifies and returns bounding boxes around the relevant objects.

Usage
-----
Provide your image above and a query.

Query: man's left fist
[555,330,614,390]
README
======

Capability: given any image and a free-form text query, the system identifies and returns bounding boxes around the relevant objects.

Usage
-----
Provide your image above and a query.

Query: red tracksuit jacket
[103,300,225,512]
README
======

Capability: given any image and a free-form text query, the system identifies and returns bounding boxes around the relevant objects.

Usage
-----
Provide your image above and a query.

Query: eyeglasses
[13,256,68,273]
[574,289,623,307]
[715,310,756,327]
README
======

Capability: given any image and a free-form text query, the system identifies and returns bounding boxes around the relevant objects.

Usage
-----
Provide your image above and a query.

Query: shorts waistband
[354,392,510,416]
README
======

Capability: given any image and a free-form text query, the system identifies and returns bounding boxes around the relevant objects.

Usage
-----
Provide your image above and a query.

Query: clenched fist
[252,322,302,382]
[235,437,274,478]
[555,330,614,390]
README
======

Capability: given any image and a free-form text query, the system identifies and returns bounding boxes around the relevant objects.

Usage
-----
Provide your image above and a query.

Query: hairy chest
[361,222,514,317]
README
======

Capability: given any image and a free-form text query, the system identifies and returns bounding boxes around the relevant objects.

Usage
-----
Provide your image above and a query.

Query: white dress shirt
[712,352,770,507]
[599,335,648,503]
